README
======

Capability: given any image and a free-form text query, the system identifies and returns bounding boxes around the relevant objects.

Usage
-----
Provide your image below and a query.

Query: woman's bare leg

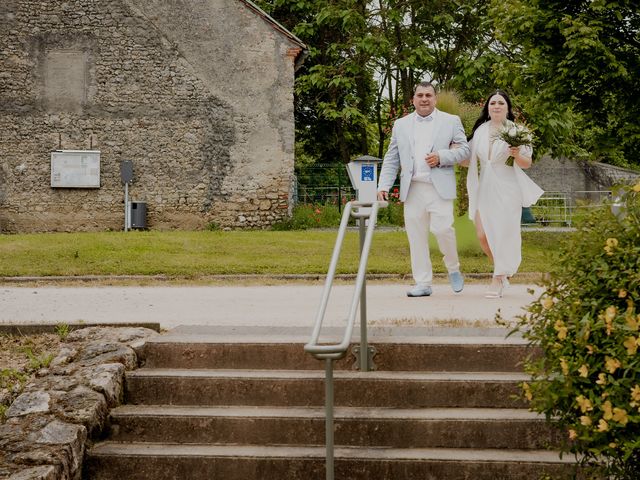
[475,212,504,293]
[474,212,493,262]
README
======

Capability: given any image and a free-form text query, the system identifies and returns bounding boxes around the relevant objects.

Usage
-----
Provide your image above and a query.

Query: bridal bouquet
[494,122,534,166]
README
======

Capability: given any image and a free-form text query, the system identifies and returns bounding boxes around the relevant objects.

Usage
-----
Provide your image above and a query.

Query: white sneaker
[406,285,433,297]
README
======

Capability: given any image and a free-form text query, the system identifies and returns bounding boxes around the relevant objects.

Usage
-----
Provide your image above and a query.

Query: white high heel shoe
[485,276,508,298]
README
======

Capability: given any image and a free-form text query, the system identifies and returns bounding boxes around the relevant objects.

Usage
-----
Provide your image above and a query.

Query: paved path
[0,282,542,330]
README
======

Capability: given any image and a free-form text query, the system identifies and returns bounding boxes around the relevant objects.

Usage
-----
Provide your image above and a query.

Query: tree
[257,0,378,164]
[489,0,640,167]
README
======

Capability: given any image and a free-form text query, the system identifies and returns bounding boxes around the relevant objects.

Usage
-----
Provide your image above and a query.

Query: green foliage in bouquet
[514,181,640,479]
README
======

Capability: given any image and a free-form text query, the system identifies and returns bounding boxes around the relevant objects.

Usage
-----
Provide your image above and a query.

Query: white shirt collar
[415,109,437,122]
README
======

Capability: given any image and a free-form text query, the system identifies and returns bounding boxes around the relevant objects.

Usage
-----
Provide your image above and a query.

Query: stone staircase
[85,326,578,479]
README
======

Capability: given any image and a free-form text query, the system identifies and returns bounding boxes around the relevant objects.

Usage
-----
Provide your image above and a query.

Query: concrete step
[85,443,579,480]
[108,405,561,449]
[125,369,527,408]
[140,326,534,372]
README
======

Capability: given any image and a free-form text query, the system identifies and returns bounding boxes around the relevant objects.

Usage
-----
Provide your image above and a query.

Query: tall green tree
[490,0,640,166]
[370,0,493,156]
[257,0,379,164]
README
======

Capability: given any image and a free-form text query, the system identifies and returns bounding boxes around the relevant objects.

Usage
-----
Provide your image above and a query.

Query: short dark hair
[413,81,436,95]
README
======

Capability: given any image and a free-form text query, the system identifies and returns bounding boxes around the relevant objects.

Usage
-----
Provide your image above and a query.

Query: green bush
[376,189,404,227]
[272,200,408,230]
[514,182,640,478]
[271,203,344,230]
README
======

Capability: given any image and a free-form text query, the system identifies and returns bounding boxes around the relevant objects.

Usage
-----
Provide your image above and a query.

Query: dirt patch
[0,332,63,420]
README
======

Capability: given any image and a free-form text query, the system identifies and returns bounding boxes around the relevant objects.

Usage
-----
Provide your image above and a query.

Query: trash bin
[521,207,536,224]
[130,201,147,229]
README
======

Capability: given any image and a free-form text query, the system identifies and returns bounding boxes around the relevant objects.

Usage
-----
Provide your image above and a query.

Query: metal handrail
[304,200,386,360]
[304,199,387,480]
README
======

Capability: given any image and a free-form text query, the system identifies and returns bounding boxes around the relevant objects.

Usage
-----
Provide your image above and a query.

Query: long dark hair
[467,89,515,141]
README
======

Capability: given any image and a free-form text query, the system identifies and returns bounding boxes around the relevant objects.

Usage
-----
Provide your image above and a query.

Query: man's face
[413,86,437,117]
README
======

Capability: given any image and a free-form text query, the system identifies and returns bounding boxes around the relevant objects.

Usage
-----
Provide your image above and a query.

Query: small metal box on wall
[50,150,100,188]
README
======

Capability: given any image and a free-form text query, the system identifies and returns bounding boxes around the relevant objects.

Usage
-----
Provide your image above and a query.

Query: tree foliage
[489,0,640,166]
[256,0,492,163]
[257,0,640,183]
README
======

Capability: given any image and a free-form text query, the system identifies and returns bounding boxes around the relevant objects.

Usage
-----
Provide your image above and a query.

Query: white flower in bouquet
[493,121,534,166]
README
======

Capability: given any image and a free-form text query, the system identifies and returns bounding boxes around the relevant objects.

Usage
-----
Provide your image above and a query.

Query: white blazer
[377,110,470,201]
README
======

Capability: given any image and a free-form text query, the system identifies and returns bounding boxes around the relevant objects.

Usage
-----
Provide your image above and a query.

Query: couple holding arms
[377,81,543,298]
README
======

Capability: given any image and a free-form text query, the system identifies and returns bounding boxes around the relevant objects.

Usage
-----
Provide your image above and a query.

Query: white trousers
[404,182,460,286]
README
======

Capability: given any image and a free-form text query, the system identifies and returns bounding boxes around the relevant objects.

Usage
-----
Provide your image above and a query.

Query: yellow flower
[596,373,607,385]
[613,407,629,425]
[605,306,617,321]
[576,395,593,413]
[619,289,628,298]
[605,357,622,374]
[609,442,618,449]
[604,238,618,255]
[597,419,609,432]
[633,181,640,192]
[602,400,613,420]
[580,415,592,426]
[522,382,532,401]
[554,319,568,340]
[541,297,554,310]
[560,358,569,376]
[578,364,589,377]
[624,336,638,356]
[631,385,640,402]
[586,345,595,354]
[568,429,578,440]
[627,314,639,331]
[604,306,617,335]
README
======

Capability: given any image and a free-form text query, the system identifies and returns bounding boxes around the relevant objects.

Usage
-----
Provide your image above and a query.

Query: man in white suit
[377,81,470,297]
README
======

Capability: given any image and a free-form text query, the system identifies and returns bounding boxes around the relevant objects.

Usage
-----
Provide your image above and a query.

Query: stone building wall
[0,0,304,232]
[528,156,640,203]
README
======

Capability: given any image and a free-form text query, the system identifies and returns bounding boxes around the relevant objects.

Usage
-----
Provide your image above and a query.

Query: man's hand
[425,152,440,168]
[377,191,388,201]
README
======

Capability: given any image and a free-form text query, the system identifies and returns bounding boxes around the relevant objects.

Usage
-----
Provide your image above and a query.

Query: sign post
[120,160,133,232]
[345,155,382,372]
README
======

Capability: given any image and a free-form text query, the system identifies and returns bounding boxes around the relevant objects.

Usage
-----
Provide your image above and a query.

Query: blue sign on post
[361,165,374,182]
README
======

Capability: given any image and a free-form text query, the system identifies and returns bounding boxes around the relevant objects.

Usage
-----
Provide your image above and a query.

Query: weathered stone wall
[0,327,158,480]
[0,0,300,232]
[527,156,593,195]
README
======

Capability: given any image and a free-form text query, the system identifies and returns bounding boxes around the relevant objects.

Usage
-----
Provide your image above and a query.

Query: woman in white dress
[463,90,543,298]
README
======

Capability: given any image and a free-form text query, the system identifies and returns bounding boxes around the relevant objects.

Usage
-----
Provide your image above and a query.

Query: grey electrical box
[120,160,133,184]
[130,202,147,229]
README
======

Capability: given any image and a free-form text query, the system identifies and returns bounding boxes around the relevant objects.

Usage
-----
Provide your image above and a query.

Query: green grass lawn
[0,217,562,277]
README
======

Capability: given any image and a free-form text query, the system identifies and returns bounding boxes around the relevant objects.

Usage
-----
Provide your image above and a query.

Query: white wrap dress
[466,122,544,276]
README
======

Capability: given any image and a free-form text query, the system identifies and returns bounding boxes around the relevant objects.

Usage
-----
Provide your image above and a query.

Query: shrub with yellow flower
[512,182,640,478]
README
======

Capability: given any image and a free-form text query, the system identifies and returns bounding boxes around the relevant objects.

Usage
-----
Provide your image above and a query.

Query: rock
[50,346,78,368]
[6,392,50,418]
[29,419,86,446]
[87,363,124,407]
[75,342,137,369]
[51,387,108,436]
[8,465,59,480]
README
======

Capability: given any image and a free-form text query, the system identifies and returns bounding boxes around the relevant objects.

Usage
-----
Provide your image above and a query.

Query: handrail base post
[351,344,377,371]
[325,358,334,480]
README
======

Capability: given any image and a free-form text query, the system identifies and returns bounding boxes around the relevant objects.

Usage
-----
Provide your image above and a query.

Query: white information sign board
[51,150,100,188]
